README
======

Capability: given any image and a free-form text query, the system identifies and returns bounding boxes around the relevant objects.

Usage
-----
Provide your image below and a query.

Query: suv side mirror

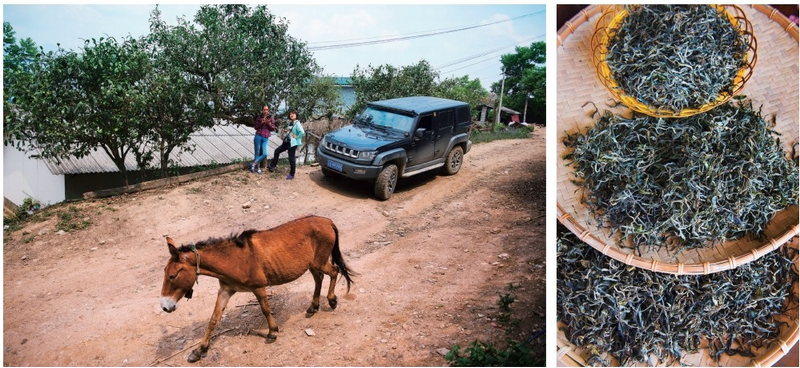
[414,128,433,141]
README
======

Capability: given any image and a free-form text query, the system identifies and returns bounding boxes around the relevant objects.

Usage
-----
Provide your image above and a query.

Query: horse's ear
[167,237,179,261]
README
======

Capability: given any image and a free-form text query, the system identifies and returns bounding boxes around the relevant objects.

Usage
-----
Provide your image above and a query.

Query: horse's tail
[331,222,357,293]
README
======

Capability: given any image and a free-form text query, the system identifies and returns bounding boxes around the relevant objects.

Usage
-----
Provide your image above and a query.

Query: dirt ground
[2,127,546,367]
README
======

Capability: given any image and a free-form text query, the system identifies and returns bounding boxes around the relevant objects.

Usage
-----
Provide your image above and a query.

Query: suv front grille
[324,141,359,158]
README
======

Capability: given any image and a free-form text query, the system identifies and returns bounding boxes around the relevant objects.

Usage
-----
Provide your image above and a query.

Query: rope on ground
[149,328,235,366]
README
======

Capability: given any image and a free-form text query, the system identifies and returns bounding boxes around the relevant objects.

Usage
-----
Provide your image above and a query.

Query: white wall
[3,145,65,207]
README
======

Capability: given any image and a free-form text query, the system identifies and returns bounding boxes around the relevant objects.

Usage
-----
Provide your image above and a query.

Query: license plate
[326,160,344,172]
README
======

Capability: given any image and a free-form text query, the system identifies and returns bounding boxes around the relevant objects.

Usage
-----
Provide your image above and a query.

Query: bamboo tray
[557,4,799,276]
[591,5,758,118]
[556,237,799,367]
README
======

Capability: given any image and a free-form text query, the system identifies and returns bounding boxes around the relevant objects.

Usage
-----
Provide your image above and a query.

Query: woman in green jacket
[267,110,305,180]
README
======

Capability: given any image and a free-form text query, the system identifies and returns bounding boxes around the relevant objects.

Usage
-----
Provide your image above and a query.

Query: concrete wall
[3,145,65,207]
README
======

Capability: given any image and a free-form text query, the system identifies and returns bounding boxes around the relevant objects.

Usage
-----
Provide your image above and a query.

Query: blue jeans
[253,134,269,165]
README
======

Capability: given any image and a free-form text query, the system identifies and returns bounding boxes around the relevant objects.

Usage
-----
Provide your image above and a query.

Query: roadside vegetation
[445,284,544,366]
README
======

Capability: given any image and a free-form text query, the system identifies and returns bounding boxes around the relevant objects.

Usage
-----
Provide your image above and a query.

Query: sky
[2,2,546,91]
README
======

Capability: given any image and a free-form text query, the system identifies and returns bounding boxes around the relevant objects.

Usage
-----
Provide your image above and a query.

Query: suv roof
[367,96,468,116]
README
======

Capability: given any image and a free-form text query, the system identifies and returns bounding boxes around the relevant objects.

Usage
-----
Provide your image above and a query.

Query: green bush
[446,340,537,367]
[470,125,533,144]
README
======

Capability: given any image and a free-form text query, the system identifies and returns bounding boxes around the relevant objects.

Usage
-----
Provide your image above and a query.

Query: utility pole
[495,76,505,132]
[522,94,529,124]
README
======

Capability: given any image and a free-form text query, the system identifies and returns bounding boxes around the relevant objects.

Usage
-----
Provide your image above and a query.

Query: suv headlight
[358,150,377,161]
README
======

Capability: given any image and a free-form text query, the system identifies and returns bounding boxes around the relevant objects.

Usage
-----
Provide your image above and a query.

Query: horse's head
[160,237,197,313]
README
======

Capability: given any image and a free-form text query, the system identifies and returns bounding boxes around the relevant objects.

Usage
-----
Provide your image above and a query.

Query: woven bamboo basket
[590,4,758,118]
[557,4,799,276]
[556,237,799,367]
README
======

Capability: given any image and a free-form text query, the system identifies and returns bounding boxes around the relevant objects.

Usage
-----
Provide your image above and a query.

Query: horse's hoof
[329,297,338,310]
[187,349,205,363]
[265,335,277,344]
[306,306,319,315]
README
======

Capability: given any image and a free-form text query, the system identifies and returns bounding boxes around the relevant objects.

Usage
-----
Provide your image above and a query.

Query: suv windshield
[356,107,415,133]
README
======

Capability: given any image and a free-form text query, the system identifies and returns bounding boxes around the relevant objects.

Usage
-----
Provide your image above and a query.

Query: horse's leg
[188,284,236,363]
[306,269,323,315]
[251,287,280,343]
[321,262,340,310]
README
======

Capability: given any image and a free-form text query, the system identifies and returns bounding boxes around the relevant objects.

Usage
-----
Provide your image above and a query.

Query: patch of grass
[446,340,537,367]
[4,217,23,233]
[56,205,91,233]
[4,197,42,238]
[470,125,534,144]
[445,283,542,367]
[187,187,203,194]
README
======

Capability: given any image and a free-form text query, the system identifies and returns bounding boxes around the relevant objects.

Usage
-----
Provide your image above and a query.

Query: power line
[436,34,544,77]
[434,34,542,70]
[307,10,544,51]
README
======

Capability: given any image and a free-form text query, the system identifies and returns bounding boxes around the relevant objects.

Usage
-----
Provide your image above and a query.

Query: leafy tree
[3,22,40,132]
[347,60,439,120]
[144,7,216,178]
[158,4,318,127]
[434,75,489,116]
[285,74,342,123]
[5,35,151,185]
[492,41,545,124]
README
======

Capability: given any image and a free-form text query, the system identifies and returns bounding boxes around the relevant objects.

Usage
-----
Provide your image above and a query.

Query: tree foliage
[157,4,318,126]
[347,60,440,120]
[144,7,216,177]
[4,34,150,185]
[3,22,40,103]
[434,75,488,117]
[492,41,546,124]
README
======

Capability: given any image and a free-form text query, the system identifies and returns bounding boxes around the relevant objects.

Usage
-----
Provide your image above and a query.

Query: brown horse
[160,215,356,363]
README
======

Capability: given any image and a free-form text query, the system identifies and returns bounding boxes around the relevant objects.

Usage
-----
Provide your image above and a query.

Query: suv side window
[456,106,470,124]
[434,110,454,136]
[418,114,433,132]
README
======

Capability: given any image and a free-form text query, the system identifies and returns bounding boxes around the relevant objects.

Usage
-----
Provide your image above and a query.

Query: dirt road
[2,127,546,366]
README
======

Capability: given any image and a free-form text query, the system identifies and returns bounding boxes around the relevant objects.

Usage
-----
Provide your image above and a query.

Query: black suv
[317,96,472,200]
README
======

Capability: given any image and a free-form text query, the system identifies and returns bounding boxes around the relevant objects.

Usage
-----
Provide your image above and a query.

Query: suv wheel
[374,164,398,200]
[441,146,464,175]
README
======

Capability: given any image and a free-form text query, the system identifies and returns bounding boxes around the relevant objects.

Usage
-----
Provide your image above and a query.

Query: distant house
[474,104,521,124]
[335,77,355,112]
[3,124,285,205]
[503,107,521,123]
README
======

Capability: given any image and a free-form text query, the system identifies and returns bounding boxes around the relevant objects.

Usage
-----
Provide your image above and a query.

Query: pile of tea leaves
[606,5,749,112]
[563,99,798,254]
[557,223,798,366]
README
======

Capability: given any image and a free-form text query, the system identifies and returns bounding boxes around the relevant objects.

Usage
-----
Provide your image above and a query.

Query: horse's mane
[177,229,257,252]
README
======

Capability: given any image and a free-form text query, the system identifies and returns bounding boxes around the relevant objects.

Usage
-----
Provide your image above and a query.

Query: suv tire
[374,163,398,200]
[441,146,464,175]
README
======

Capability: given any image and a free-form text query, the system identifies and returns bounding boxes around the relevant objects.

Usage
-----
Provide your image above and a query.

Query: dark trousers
[269,140,297,176]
